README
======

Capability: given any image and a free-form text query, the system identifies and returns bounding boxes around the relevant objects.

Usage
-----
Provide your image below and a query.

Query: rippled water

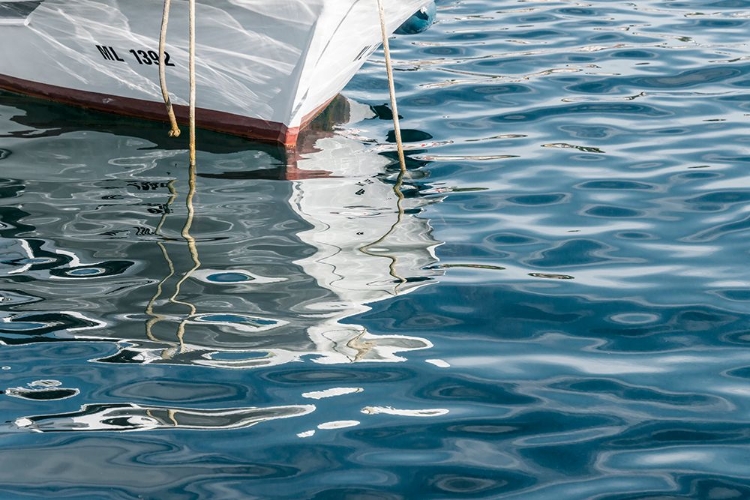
[3,1,750,498]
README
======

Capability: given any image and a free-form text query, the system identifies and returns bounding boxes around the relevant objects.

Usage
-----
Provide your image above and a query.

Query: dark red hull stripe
[0,74,302,146]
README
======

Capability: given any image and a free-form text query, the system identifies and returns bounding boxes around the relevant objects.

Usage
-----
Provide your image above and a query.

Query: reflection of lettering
[95,45,125,62]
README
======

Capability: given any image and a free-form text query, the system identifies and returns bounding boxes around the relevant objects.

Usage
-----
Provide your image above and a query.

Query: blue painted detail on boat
[395,1,436,35]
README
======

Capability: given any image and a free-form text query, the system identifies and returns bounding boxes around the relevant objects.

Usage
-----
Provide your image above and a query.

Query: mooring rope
[377,0,407,172]
[159,0,180,137]
[159,0,196,163]
[188,0,197,167]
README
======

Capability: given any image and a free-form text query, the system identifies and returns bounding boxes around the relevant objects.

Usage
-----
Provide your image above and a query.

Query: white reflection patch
[426,358,451,368]
[302,387,363,400]
[317,420,360,430]
[361,406,449,417]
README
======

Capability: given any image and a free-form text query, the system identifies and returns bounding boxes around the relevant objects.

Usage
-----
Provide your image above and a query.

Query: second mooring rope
[159,0,196,163]
[188,0,196,167]
[159,0,180,137]
[377,0,407,172]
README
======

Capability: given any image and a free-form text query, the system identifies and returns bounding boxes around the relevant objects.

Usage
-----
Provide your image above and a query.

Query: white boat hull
[0,0,428,145]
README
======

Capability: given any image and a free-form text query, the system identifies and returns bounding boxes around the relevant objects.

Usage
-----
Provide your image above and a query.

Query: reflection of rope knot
[348,330,377,361]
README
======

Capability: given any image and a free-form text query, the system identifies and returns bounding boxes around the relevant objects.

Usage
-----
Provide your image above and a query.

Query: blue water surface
[2,1,750,498]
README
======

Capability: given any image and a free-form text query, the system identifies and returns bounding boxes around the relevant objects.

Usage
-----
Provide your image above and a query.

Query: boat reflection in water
[0,93,445,431]
[103,100,442,369]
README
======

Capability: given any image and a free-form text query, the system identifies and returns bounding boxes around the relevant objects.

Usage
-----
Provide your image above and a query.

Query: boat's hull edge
[0,73,307,146]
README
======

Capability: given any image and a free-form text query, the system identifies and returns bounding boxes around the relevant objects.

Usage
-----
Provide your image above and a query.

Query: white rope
[159,0,180,137]
[377,0,406,172]
[188,0,196,167]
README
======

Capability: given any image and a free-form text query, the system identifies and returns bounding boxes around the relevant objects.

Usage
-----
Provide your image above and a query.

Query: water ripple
[13,403,315,433]
[2,0,750,497]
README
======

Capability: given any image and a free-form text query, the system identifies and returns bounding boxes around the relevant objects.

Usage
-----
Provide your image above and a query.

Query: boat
[0,0,434,146]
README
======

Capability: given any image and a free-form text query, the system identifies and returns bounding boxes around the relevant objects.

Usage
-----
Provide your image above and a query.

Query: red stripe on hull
[0,74,301,146]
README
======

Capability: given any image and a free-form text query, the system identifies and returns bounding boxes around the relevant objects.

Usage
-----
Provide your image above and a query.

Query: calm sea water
[3,1,750,498]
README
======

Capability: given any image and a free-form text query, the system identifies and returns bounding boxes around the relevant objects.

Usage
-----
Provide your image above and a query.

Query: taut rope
[188,0,196,167]
[159,0,196,164]
[377,0,406,172]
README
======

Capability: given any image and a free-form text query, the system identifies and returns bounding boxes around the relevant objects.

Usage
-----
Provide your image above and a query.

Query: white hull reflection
[292,139,442,363]
[0,95,444,370]
[127,99,443,368]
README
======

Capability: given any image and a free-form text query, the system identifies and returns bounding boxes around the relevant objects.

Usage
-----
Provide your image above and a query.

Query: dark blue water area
[3,0,750,498]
